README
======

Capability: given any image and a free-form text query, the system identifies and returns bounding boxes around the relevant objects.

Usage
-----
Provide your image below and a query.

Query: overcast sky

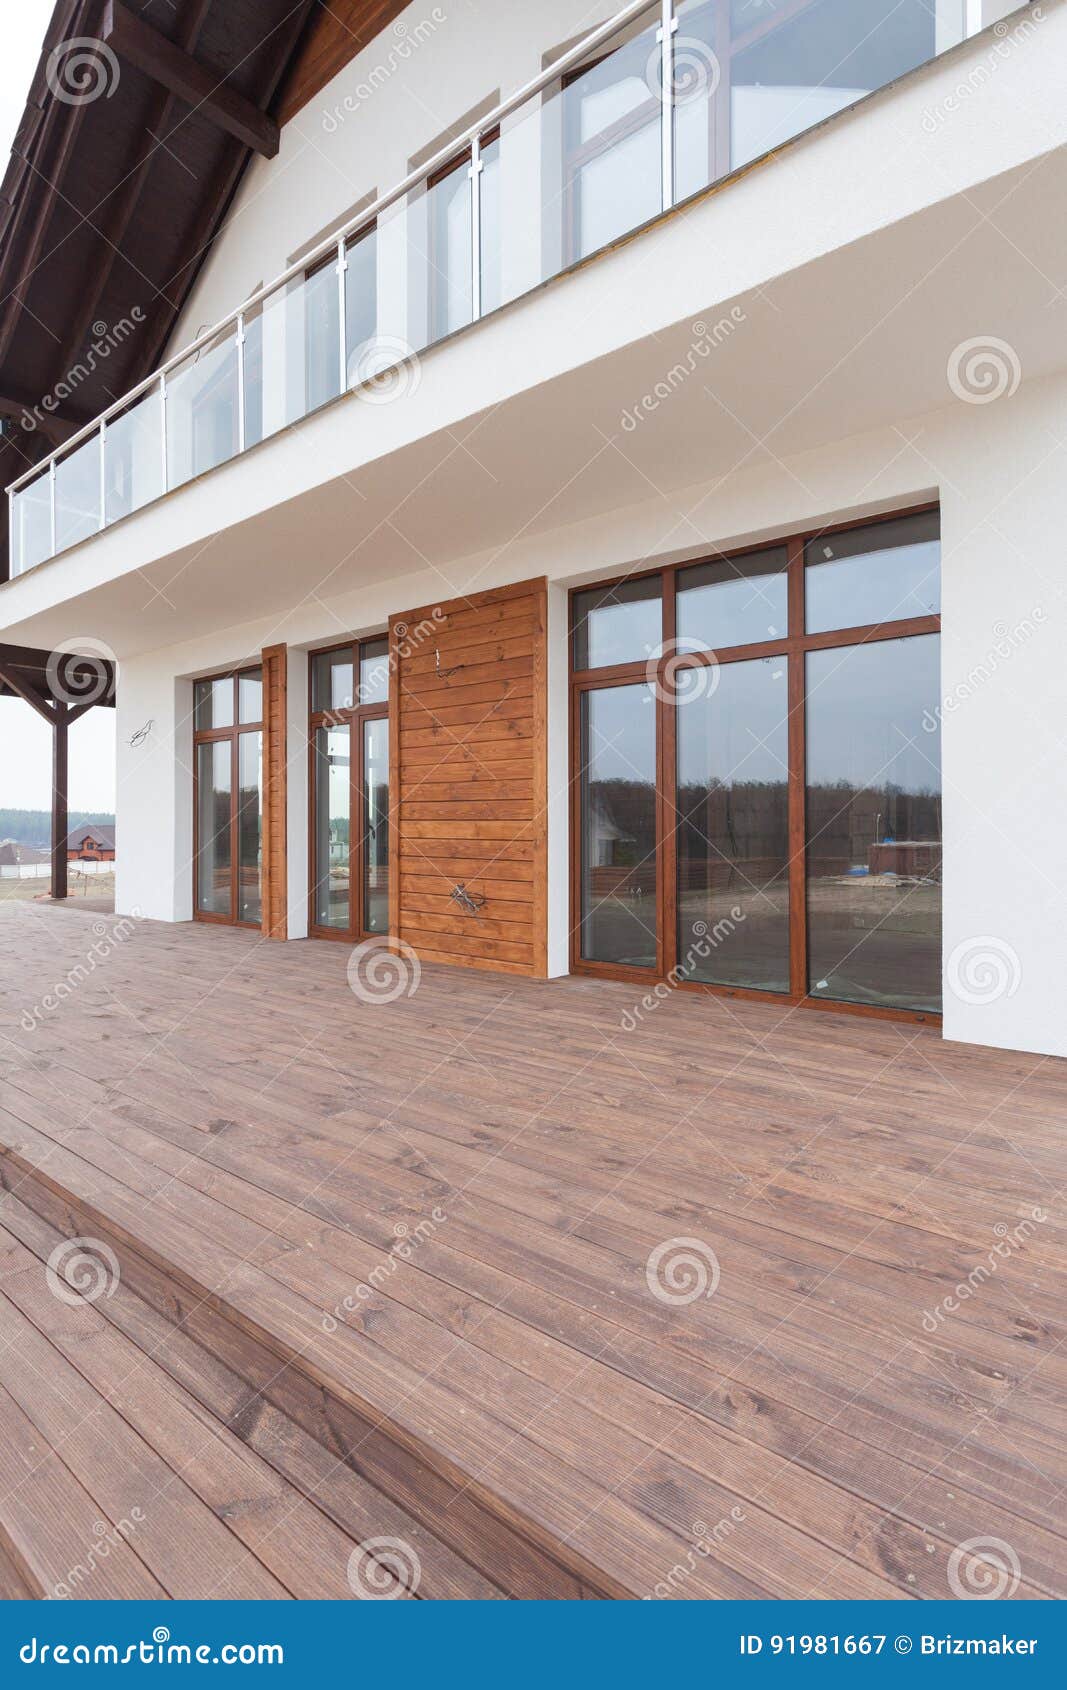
[0,1,117,814]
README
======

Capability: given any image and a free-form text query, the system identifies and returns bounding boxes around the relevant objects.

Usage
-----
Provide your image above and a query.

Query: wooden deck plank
[1,903,1064,1601]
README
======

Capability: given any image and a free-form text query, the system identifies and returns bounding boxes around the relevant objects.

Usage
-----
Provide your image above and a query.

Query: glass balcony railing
[7,0,1011,577]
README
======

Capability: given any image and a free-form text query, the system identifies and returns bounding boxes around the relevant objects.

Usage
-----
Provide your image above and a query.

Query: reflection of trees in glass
[807,781,941,879]
[678,779,788,890]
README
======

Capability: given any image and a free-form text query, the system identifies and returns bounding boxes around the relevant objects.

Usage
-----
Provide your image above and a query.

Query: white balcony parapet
[6,0,1006,576]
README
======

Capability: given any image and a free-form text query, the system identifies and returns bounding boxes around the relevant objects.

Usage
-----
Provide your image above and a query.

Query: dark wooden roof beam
[103,0,280,159]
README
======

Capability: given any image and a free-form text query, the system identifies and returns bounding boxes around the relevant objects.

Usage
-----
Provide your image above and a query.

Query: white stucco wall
[110,364,1067,1056]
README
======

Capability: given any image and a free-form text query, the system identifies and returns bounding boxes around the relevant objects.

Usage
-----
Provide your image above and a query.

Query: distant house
[66,825,116,863]
[0,839,49,868]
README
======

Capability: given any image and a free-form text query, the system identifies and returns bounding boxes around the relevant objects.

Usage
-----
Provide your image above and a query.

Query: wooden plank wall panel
[261,643,288,941]
[276,0,410,125]
[390,579,548,977]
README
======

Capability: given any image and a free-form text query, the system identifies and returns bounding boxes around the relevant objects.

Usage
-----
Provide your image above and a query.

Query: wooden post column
[261,643,288,940]
[52,704,69,900]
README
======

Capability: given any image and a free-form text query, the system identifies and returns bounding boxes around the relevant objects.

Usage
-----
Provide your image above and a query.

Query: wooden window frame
[568,503,943,1027]
[192,666,264,930]
[307,637,390,944]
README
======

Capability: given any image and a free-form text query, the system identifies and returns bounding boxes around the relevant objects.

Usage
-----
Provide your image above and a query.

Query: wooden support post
[52,705,69,901]
[261,644,288,940]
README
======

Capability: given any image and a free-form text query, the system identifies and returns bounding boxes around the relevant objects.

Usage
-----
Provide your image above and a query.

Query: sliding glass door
[571,509,942,1019]
[309,639,390,942]
[193,667,263,927]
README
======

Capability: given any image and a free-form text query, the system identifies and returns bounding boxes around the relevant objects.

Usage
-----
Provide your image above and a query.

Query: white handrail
[5,0,654,499]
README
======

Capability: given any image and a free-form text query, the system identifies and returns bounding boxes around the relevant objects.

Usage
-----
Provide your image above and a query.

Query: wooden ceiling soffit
[276,0,412,125]
[103,0,280,157]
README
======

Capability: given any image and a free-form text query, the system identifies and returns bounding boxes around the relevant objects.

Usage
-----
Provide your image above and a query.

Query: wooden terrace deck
[0,902,1063,1600]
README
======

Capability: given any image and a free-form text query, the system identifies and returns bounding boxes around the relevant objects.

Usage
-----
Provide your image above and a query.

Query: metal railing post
[470,134,483,321]
[336,237,348,393]
[99,420,107,530]
[236,313,247,452]
[159,371,169,493]
[660,0,677,213]
[49,459,56,559]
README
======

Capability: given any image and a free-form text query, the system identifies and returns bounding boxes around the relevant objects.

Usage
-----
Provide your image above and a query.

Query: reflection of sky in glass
[806,529,940,634]
[575,580,661,670]
[678,659,788,787]
[806,636,941,794]
[677,551,788,651]
[586,684,656,782]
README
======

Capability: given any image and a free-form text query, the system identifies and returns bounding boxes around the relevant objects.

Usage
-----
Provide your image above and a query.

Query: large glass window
[677,658,790,990]
[579,684,658,968]
[193,667,263,927]
[573,576,662,670]
[677,547,788,651]
[806,636,942,1013]
[571,509,943,1017]
[310,638,391,940]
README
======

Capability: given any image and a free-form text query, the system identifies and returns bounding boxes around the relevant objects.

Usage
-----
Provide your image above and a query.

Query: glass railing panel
[378,155,473,360]
[53,429,102,552]
[245,260,341,447]
[481,4,662,315]
[674,0,967,203]
[166,327,240,491]
[344,223,379,386]
[105,385,164,523]
[11,473,52,575]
